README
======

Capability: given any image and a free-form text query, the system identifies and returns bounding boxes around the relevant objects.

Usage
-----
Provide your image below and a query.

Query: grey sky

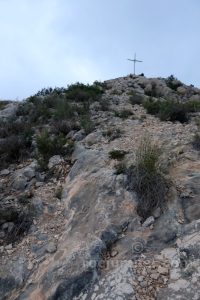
[0,0,200,100]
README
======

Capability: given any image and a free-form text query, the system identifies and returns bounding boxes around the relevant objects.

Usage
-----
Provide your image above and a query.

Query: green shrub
[144,98,188,123]
[93,80,106,90]
[115,109,133,119]
[166,75,182,91]
[144,82,158,97]
[2,203,34,245]
[0,119,33,169]
[0,134,32,169]
[0,101,10,110]
[99,98,110,111]
[103,128,122,140]
[35,87,66,97]
[66,82,102,103]
[143,97,161,115]
[17,97,52,123]
[158,100,188,123]
[80,113,95,135]
[0,119,33,139]
[115,162,127,174]
[185,100,200,113]
[17,82,102,126]
[36,130,67,169]
[127,137,170,219]
[109,150,127,160]
[52,120,74,135]
[129,92,144,105]
[54,99,75,120]
[55,185,63,199]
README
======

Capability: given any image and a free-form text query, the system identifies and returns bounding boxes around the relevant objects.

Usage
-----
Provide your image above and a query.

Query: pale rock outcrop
[1,75,200,300]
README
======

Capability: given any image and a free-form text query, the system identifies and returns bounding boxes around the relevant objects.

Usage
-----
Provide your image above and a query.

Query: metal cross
[127,53,143,75]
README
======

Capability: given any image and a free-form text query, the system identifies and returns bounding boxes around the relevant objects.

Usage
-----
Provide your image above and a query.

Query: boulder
[0,169,10,176]
[177,86,187,95]
[46,241,57,254]
[48,155,64,169]
[12,175,28,191]
[142,216,155,227]
[23,167,35,180]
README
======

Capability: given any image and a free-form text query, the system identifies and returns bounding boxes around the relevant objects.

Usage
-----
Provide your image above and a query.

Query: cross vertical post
[127,53,143,75]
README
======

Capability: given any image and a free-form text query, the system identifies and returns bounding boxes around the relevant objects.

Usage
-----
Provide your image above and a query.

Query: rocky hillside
[0,75,200,300]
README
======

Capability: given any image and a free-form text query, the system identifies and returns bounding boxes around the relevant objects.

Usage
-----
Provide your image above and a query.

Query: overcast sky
[0,0,200,100]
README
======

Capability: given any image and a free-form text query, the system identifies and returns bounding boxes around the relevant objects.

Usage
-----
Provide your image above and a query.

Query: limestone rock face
[1,75,200,300]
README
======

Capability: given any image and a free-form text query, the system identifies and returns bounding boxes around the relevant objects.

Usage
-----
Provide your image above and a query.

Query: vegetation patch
[115,109,133,119]
[103,127,122,141]
[36,130,70,169]
[66,82,103,103]
[109,149,127,160]
[127,136,170,219]
[0,101,10,110]
[115,162,127,175]
[0,203,34,246]
[80,113,95,135]
[143,98,189,123]
[0,120,33,169]
[0,82,102,169]
[129,92,144,105]
[99,97,110,111]
[166,75,183,91]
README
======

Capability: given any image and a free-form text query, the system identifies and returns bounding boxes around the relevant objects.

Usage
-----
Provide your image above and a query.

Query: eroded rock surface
[1,75,200,300]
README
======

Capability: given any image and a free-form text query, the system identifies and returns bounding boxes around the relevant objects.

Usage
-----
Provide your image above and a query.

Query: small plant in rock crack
[127,136,170,219]
[115,161,127,174]
[103,127,123,141]
[114,109,134,119]
[55,185,63,199]
[109,150,127,160]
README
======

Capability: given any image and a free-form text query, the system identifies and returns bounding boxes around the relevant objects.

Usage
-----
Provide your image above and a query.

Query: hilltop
[0,74,200,300]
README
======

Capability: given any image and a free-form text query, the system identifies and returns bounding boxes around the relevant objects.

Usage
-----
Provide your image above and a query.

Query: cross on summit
[127,53,143,75]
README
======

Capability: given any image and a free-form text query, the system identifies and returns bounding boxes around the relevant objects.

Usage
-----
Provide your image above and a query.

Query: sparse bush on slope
[36,130,72,169]
[114,109,133,119]
[129,92,144,105]
[0,101,10,110]
[109,149,127,160]
[127,136,170,219]
[66,82,103,103]
[166,75,183,91]
[143,98,189,123]
[0,82,103,169]
[0,119,33,168]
